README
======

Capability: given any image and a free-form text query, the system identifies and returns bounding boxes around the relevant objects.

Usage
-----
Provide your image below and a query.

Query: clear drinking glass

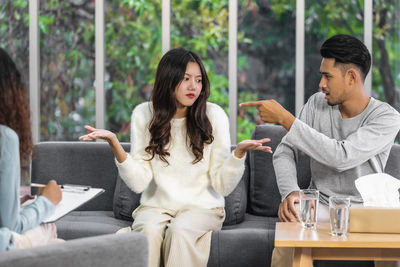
[299,189,319,229]
[329,196,350,236]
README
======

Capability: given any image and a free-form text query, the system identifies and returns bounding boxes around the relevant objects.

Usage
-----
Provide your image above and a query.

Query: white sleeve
[115,105,153,193]
[208,106,246,196]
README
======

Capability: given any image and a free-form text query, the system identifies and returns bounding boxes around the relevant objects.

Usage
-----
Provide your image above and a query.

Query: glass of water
[329,196,350,236]
[299,189,319,229]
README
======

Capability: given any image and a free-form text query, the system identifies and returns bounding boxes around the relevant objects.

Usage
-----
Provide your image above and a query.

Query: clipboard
[23,185,104,223]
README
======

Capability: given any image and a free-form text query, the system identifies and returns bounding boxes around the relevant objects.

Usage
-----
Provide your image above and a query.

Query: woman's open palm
[79,125,116,143]
[235,138,272,158]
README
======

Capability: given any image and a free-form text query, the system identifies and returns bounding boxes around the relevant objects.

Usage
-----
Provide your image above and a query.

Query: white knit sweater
[115,102,246,210]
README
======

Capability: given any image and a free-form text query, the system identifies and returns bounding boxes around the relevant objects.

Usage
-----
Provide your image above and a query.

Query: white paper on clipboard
[42,187,104,223]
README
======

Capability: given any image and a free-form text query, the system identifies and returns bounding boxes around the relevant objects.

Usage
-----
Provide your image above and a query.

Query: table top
[275,222,400,249]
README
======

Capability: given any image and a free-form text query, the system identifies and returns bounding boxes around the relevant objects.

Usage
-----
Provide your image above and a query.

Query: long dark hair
[145,48,213,164]
[0,48,33,162]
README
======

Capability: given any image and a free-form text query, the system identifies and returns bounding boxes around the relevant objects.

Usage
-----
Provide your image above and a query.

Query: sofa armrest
[0,232,148,267]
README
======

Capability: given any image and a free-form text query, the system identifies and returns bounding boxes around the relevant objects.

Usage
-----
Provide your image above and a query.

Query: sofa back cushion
[32,142,119,211]
[112,145,247,226]
[385,144,400,178]
[247,125,311,217]
[112,143,142,221]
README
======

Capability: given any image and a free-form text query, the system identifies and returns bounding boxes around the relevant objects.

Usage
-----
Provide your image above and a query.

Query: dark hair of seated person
[0,47,33,162]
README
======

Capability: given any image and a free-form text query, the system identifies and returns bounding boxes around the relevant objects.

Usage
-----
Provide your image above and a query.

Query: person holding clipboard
[0,48,63,251]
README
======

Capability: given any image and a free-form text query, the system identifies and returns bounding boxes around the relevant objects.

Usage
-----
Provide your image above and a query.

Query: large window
[171,0,230,114]
[0,1,29,87]
[238,0,296,141]
[7,1,400,143]
[105,1,161,142]
[0,1,30,191]
[40,0,95,141]
[304,0,363,101]
[372,0,400,112]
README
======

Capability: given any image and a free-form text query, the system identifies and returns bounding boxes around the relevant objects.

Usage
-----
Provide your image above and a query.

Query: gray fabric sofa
[30,125,400,267]
[0,232,148,267]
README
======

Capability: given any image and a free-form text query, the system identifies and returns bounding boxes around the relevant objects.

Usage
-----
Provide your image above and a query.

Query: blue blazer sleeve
[0,125,55,234]
[0,227,13,251]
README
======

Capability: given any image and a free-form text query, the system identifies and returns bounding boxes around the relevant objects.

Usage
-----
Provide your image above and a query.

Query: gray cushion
[112,144,247,226]
[385,144,400,178]
[0,232,148,267]
[112,143,141,221]
[113,175,141,221]
[32,142,120,211]
[247,125,311,217]
[56,211,131,240]
[223,174,247,226]
[208,227,274,267]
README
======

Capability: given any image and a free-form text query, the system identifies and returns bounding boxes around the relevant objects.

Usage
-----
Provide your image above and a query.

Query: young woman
[79,48,271,267]
[0,48,62,251]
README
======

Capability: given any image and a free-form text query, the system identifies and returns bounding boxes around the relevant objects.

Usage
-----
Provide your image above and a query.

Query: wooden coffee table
[274,222,400,267]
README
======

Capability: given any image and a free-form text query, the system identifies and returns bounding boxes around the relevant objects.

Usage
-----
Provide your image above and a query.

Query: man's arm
[273,140,300,200]
[273,140,301,222]
[241,98,400,172]
[271,100,314,222]
[240,100,295,131]
[286,109,400,172]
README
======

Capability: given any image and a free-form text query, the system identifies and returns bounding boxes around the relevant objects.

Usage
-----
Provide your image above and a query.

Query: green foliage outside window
[0,0,399,143]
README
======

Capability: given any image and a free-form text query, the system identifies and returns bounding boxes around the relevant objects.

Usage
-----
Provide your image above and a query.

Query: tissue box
[349,207,400,233]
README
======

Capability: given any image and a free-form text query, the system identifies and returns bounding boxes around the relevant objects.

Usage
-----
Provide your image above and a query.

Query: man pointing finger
[239,99,295,131]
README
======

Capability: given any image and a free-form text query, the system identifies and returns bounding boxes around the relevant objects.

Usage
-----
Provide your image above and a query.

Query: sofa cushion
[223,174,247,226]
[55,211,131,239]
[247,125,311,217]
[208,227,275,267]
[31,142,120,211]
[112,143,141,221]
[0,232,149,267]
[113,175,141,221]
[385,144,400,178]
[112,144,247,225]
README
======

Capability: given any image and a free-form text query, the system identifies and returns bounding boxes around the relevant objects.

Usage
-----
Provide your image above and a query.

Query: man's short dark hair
[320,34,371,81]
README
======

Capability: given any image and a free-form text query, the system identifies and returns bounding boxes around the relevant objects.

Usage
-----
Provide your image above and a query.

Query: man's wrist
[280,111,296,131]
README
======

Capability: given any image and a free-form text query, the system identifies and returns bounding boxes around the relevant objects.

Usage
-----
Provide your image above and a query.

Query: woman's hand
[79,125,117,144]
[79,125,127,163]
[40,180,62,206]
[20,194,34,205]
[234,138,272,158]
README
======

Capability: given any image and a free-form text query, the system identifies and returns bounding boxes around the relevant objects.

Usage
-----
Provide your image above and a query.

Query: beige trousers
[117,205,225,267]
[11,223,64,249]
[271,204,399,267]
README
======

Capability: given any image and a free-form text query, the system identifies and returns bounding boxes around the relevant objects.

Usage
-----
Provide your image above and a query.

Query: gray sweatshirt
[273,92,400,205]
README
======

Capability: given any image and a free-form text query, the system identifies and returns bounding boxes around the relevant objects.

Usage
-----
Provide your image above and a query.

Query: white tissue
[355,173,400,207]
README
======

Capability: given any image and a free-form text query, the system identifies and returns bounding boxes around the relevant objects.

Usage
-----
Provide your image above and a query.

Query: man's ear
[346,68,358,85]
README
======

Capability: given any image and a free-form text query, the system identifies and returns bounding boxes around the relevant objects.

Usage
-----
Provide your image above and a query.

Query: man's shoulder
[307,92,327,106]
[367,98,400,121]
[302,92,331,116]
[369,97,399,113]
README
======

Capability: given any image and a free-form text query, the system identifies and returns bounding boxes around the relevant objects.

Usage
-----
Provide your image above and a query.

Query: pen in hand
[30,180,62,205]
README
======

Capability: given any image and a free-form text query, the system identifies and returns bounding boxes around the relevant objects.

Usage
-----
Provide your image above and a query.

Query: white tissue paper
[355,173,400,207]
